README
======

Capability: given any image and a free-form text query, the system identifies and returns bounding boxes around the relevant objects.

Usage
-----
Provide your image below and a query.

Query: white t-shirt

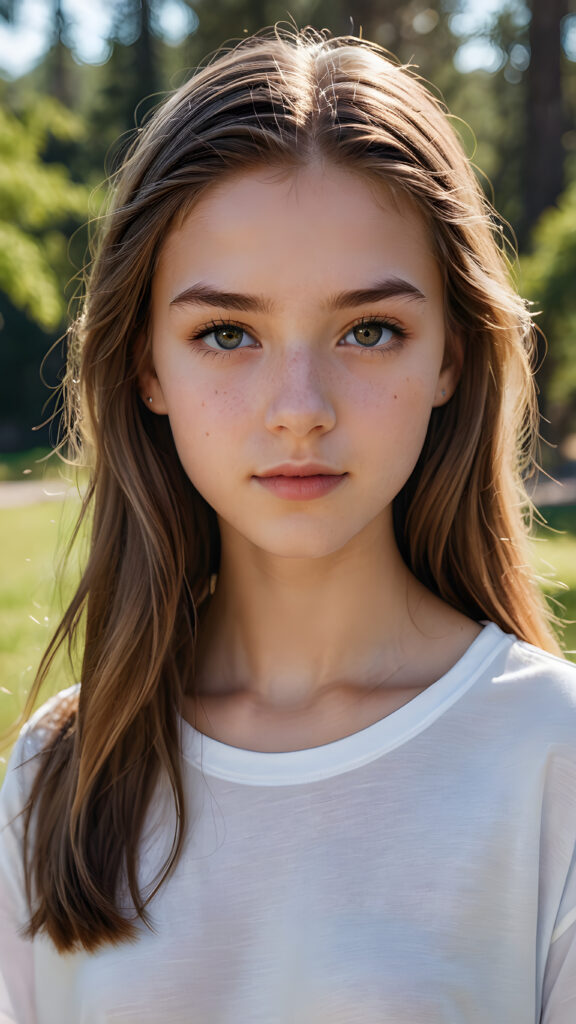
[1,622,576,1023]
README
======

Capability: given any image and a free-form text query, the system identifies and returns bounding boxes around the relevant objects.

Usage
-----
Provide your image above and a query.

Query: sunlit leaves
[0,97,89,329]
[521,181,576,410]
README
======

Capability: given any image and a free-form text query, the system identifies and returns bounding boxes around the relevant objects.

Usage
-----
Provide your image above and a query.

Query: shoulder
[4,684,79,787]
[0,687,78,938]
[479,624,576,746]
[466,622,576,692]
[0,686,79,859]
[494,628,576,696]
[471,629,576,873]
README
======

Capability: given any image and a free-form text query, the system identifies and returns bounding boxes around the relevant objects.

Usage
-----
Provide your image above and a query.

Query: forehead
[153,163,442,304]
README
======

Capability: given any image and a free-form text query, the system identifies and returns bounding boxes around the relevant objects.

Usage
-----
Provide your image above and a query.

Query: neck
[193,513,455,710]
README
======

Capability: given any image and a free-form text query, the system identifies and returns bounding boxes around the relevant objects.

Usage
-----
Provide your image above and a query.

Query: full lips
[254,474,348,500]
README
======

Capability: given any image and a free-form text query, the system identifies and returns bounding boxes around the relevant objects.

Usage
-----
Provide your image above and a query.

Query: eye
[190,320,255,351]
[341,318,405,350]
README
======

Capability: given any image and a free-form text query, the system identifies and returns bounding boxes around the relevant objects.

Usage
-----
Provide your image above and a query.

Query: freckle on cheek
[205,432,210,437]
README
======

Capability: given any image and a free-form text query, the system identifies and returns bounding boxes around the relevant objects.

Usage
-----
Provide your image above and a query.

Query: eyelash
[187,316,409,359]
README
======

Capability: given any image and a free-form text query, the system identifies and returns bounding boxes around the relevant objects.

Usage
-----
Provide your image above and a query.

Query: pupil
[216,326,243,349]
[354,324,382,346]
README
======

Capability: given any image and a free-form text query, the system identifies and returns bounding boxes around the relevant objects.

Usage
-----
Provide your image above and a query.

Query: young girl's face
[144,163,459,561]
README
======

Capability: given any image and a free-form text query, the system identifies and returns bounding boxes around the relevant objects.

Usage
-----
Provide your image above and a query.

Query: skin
[142,162,481,752]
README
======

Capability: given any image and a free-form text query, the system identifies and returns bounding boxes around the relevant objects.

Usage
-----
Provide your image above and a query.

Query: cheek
[355,370,433,431]
[163,381,249,480]
[393,375,437,447]
[167,372,248,427]
[353,373,436,492]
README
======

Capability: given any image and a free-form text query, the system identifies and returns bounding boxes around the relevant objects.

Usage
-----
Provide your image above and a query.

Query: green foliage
[520,180,576,427]
[0,96,90,329]
[0,447,60,481]
[0,0,575,449]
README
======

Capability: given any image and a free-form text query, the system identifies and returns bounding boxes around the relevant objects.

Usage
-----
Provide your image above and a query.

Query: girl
[1,26,575,1024]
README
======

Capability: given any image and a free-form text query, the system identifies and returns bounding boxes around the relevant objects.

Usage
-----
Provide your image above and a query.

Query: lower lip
[254,474,347,500]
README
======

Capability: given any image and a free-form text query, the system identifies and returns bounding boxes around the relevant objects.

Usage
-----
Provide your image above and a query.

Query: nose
[263,346,336,438]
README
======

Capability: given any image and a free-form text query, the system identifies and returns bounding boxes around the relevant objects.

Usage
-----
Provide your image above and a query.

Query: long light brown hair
[16,26,561,953]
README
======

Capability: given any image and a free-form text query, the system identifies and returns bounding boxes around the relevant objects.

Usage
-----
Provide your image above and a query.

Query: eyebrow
[169,277,426,313]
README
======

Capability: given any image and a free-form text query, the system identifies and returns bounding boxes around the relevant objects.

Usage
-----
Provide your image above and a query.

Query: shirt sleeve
[0,729,38,1024]
[540,754,576,1023]
[541,917,576,1023]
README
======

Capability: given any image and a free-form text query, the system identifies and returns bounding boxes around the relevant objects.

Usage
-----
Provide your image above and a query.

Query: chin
[267,542,349,560]
[245,522,367,561]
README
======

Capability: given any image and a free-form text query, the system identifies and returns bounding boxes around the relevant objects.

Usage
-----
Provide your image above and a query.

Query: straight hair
[16,26,561,952]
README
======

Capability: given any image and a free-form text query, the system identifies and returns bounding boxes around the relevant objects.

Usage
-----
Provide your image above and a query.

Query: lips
[256,463,344,478]
[253,468,348,500]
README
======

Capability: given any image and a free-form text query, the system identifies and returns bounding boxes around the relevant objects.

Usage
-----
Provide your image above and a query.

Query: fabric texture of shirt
[1,622,576,1023]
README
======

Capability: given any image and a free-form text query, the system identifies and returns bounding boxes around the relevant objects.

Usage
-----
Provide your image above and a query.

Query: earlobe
[138,369,169,415]
[134,330,169,414]
[433,377,454,407]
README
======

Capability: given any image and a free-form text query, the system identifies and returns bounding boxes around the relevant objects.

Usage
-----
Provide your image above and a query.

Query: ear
[136,339,169,415]
[432,331,464,407]
[138,367,169,414]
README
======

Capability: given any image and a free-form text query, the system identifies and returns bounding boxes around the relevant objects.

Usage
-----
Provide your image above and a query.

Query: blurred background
[0,0,575,739]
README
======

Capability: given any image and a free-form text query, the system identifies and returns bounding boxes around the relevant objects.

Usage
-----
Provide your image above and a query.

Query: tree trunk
[135,0,159,98]
[47,0,73,106]
[524,0,568,236]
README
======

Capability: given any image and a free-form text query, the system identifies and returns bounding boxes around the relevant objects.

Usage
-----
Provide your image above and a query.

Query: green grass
[532,505,576,657]
[1,498,575,771]
[0,497,85,749]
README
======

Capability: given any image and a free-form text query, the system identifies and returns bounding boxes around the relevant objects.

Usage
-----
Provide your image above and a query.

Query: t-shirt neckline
[180,622,511,786]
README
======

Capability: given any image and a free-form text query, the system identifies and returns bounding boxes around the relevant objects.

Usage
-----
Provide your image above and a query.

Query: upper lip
[256,463,345,477]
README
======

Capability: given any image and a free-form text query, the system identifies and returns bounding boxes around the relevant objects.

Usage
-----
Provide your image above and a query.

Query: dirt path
[0,480,83,508]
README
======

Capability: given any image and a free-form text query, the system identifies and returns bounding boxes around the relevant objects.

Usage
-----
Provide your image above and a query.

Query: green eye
[211,325,245,349]
[354,323,391,346]
[189,320,256,354]
[344,320,397,348]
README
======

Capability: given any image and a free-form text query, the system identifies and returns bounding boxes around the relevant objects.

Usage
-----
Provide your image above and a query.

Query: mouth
[256,463,344,478]
[253,471,348,500]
